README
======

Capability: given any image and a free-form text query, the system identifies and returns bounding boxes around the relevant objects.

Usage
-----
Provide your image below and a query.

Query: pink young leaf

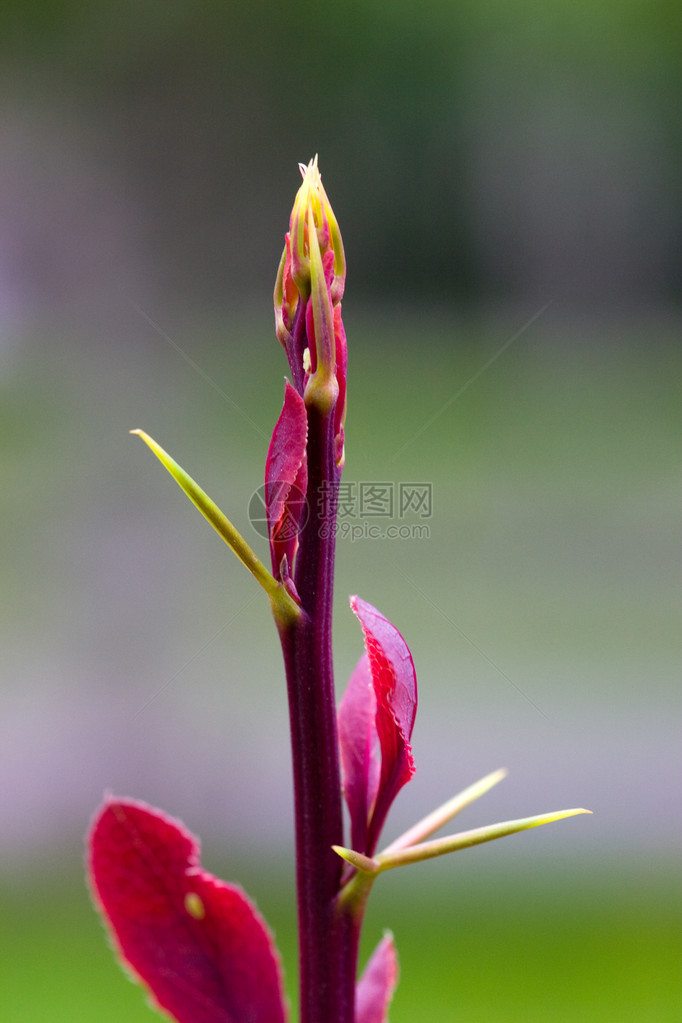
[88,797,287,1023]
[350,596,417,855]
[338,653,380,855]
[265,380,308,578]
[356,933,399,1023]
[333,303,347,469]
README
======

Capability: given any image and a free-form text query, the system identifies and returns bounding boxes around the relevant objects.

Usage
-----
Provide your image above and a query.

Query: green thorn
[382,767,508,854]
[131,430,301,628]
[375,808,592,872]
[332,845,380,875]
[333,807,591,888]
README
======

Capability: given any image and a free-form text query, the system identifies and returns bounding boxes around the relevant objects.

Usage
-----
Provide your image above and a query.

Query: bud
[274,157,347,467]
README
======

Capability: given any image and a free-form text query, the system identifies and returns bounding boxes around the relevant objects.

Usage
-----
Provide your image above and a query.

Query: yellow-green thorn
[333,807,592,887]
[382,767,509,854]
[375,808,593,872]
[332,846,380,875]
[130,429,301,628]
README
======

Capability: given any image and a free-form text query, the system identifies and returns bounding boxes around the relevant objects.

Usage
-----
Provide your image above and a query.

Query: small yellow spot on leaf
[184,892,205,920]
[303,348,311,373]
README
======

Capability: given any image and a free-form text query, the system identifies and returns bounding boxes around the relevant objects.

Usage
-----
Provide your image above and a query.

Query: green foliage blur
[0,1,679,1020]
[2,858,680,1021]
[1,0,679,304]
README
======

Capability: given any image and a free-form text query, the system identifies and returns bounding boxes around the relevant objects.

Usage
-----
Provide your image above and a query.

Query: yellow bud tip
[299,154,320,182]
[184,892,205,919]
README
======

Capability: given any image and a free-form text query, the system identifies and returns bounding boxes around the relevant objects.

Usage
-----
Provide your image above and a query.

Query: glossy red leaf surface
[337,652,380,855]
[265,380,308,578]
[350,596,417,854]
[88,797,287,1023]
[356,934,399,1023]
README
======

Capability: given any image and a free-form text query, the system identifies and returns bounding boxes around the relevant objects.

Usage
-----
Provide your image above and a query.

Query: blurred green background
[1,2,679,1021]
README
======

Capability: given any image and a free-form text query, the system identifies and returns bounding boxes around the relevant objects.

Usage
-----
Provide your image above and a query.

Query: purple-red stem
[277,403,359,1023]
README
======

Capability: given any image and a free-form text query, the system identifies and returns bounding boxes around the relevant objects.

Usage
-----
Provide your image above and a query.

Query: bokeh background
[1,2,680,1020]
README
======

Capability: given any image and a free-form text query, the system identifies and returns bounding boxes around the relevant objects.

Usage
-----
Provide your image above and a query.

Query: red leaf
[333,303,347,469]
[337,653,380,855]
[350,597,417,855]
[88,797,287,1023]
[265,380,308,578]
[356,934,399,1023]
